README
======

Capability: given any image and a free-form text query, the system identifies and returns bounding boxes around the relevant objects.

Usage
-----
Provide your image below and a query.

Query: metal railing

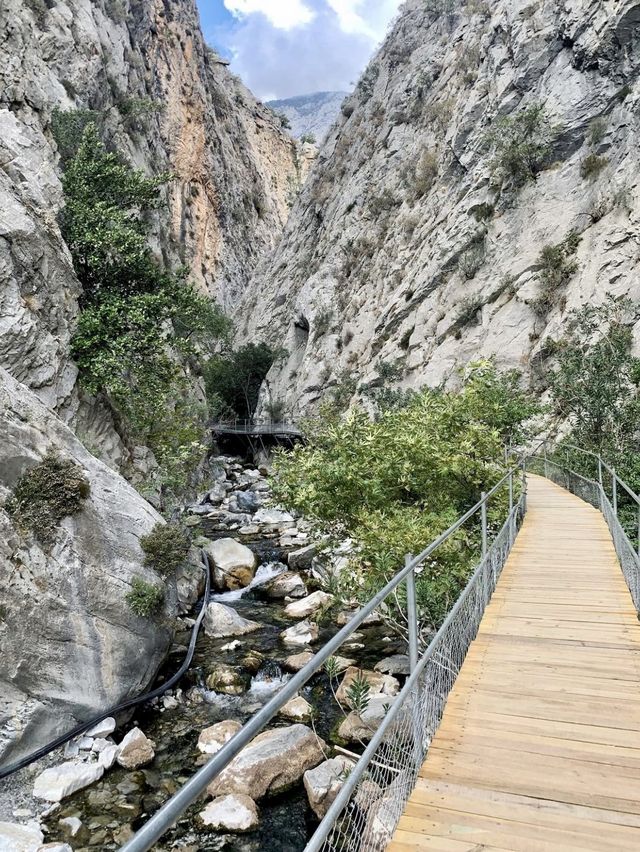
[530,442,640,611]
[211,418,302,436]
[121,460,527,852]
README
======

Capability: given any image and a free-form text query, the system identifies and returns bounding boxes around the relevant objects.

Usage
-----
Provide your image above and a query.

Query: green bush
[204,343,285,420]
[300,133,317,144]
[273,361,537,630]
[140,523,189,577]
[532,230,581,315]
[485,104,553,190]
[127,577,165,617]
[51,108,103,165]
[6,452,90,546]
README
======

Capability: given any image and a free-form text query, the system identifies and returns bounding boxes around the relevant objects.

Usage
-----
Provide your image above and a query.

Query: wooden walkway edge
[389,474,640,851]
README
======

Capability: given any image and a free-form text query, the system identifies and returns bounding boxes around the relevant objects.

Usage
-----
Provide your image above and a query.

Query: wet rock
[198,720,243,755]
[236,491,261,513]
[85,717,116,738]
[207,724,326,800]
[204,539,258,591]
[335,668,400,707]
[336,609,383,627]
[262,571,307,600]
[337,695,396,743]
[199,794,259,832]
[206,664,246,695]
[204,602,261,639]
[116,728,155,769]
[284,591,334,619]
[240,649,265,675]
[280,620,319,647]
[279,695,313,723]
[59,817,82,838]
[282,651,314,672]
[374,654,410,676]
[304,756,355,819]
[287,543,319,571]
[326,656,357,674]
[220,639,243,652]
[33,762,104,802]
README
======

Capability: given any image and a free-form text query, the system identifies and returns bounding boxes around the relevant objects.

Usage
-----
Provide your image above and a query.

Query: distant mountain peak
[266,91,347,142]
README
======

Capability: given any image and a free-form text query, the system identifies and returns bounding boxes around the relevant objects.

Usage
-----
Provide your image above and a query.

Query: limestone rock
[98,744,119,770]
[335,668,400,707]
[197,720,243,755]
[283,651,315,673]
[116,728,155,769]
[204,539,257,591]
[85,717,116,739]
[253,509,294,530]
[58,817,82,838]
[374,655,411,676]
[284,591,334,619]
[0,821,44,852]
[199,794,259,832]
[206,665,246,696]
[207,725,326,800]
[287,544,319,572]
[204,602,261,639]
[279,695,313,723]
[262,572,307,600]
[33,761,104,802]
[304,756,355,819]
[338,695,396,743]
[280,620,319,647]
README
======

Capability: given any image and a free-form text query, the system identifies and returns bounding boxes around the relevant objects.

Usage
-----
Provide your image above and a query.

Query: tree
[204,343,285,420]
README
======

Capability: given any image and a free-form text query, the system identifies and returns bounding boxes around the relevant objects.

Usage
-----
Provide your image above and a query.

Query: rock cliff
[239,0,640,415]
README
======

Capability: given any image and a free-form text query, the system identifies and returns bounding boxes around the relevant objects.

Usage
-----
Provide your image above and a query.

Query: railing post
[508,469,514,515]
[481,492,488,558]
[543,442,549,478]
[405,554,419,672]
[637,505,640,559]
[612,468,618,517]
[598,456,603,488]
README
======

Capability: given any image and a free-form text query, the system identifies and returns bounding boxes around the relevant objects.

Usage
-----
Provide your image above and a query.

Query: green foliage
[127,577,165,618]
[549,297,640,460]
[140,523,189,577]
[6,452,90,547]
[204,343,284,420]
[485,104,553,190]
[300,133,317,144]
[532,231,581,315]
[458,243,485,280]
[580,153,607,180]
[51,108,103,165]
[273,362,537,628]
[456,295,484,326]
[589,117,607,146]
[275,111,291,129]
[313,308,334,340]
[344,671,371,715]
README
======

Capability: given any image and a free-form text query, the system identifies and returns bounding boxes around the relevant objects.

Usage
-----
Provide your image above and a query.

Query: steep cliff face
[1,0,304,463]
[239,0,640,415]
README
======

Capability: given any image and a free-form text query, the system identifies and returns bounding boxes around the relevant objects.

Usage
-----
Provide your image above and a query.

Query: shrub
[485,103,553,190]
[471,202,494,222]
[300,133,317,144]
[458,244,486,280]
[51,108,103,165]
[580,153,607,180]
[275,111,291,129]
[457,294,484,325]
[589,117,607,146]
[204,343,285,420]
[127,577,165,617]
[140,523,189,577]
[313,308,334,340]
[411,149,438,198]
[6,452,90,546]
[532,231,581,315]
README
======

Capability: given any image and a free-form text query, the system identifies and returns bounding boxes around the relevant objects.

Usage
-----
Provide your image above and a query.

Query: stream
[18,458,406,851]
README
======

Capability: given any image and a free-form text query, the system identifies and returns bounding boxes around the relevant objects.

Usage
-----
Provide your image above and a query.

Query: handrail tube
[561,443,640,505]
[120,459,528,851]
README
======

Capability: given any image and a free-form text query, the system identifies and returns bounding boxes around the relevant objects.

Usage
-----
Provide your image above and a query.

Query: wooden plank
[389,474,640,848]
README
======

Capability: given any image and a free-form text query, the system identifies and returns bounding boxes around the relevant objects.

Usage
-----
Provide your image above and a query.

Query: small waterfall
[209,561,287,603]
[248,661,290,699]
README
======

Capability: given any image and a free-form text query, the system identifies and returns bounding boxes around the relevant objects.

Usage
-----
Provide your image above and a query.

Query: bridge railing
[528,443,640,611]
[121,461,527,852]
[211,417,301,435]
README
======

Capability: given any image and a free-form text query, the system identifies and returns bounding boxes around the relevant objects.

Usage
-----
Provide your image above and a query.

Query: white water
[209,561,287,603]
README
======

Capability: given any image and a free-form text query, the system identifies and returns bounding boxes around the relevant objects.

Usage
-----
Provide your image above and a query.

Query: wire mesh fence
[307,496,526,852]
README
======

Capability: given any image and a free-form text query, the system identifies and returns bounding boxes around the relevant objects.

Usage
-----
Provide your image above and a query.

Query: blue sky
[196,0,402,101]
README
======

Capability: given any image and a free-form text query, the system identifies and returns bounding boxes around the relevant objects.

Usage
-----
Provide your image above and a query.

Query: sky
[196,0,402,101]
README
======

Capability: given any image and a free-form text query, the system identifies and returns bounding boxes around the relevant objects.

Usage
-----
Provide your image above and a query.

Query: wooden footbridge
[390,474,640,851]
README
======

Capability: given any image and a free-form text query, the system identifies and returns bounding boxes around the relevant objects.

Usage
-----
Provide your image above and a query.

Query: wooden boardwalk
[390,474,640,851]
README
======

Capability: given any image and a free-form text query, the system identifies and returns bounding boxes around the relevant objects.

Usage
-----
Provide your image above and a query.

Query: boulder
[0,821,44,852]
[33,761,104,802]
[287,543,318,571]
[335,668,400,707]
[280,620,319,647]
[304,756,355,819]
[204,539,257,591]
[282,651,314,672]
[338,695,396,743]
[207,724,326,800]
[240,650,264,675]
[236,491,261,513]
[116,728,155,769]
[279,695,313,723]
[204,602,261,639]
[176,553,206,614]
[198,720,243,755]
[206,664,246,695]
[199,794,259,832]
[374,654,410,676]
[58,817,82,838]
[253,508,294,530]
[262,571,307,600]
[98,744,119,770]
[337,609,383,627]
[284,590,334,619]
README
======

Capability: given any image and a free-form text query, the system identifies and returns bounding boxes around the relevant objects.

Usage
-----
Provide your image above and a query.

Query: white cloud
[223,0,315,30]
[327,0,401,39]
